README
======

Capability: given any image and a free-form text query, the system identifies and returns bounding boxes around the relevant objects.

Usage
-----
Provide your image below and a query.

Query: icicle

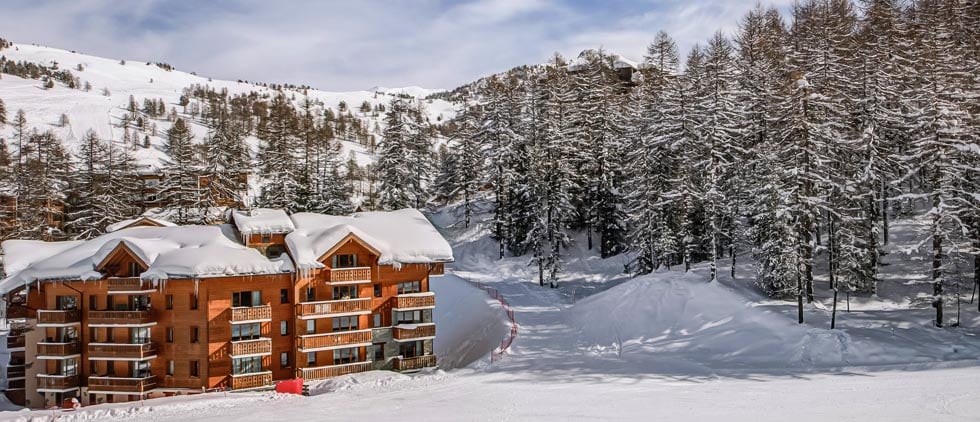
[194,278,199,297]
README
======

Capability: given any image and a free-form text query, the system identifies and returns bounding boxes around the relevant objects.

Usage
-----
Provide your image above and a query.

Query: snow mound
[106,217,176,233]
[569,273,858,371]
[431,274,509,369]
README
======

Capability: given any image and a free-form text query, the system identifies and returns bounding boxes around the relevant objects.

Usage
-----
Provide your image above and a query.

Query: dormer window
[128,262,140,277]
[261,235,271,243]
[332,254,357,268]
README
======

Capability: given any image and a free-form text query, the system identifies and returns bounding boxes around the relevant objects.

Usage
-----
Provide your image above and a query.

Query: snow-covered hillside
[0,42,456,173]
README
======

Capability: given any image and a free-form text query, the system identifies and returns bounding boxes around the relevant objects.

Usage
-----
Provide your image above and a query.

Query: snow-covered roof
[0,226,292,294]
[611,54,638,70]
[232,208,295,235]
[106,216,177,233]
[286,209,453,270]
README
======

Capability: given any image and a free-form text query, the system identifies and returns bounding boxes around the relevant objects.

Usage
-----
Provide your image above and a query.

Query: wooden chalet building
[0,208,451,409]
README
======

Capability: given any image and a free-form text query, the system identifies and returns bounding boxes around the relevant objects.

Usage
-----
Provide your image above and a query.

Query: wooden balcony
[7,366,26,379]
[106,277,156,294]
[88,376,158,393]
[299,361,372,381]
[88,310,155,325]
[36,374,80,391]
[393,324,436,341]
[230,305,272,323]
[6,304,31,319]
[230,338,272,357]
[6,335,25,349]
[37,309,81,325]
[37,342,82,357]
[230,371,272,390]
[297,298,371,319]
[393,355,437,371]
[88,342,158,360]
[297,329,372,352]
[329,267,372,284]
[393,293,435,310]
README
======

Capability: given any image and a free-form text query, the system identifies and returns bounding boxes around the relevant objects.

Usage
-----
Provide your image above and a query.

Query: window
[332,254,357,268]
[261,235,271,243]
[232,356,262,375]
[394,310,422,325]
[190,326,199,343]
[398,340,424,358]
[89,327,98,342]
[106,329,115,342]
[373,313,382,328]
[280,321,289,336]
[307,352,316,366]
[166,327,174,343]
[373,284,382,298]
[280,289,289,304]
[232,323,261,341]
[305,287,315,302]
[190,360,200,377]
[190,293,198,310]
[107,295,115,310]
[128,262,140,277]
[131,327,151,344]
[89,296,97,311]
[373,343,385,361]
[306,320,315,334]
[232,291,262,307]
[332,285,358,300]
[106,360,115,375]
[280,352,289,368]
[397,281,421,295]
[90,361,97,374]
[133,360,151,378]
[332,316,359,332]
[167,360,174,376]
[166,294,173,310]
[333,347,359,365]
[56,295,77,310]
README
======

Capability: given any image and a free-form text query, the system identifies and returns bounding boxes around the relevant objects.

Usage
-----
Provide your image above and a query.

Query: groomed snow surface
[4,204,980,421]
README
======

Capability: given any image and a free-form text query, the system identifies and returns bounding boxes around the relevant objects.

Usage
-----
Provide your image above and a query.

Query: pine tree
[65,130,138,238]
[160,118,202,224]
[256,94,302,211]
[376,98,416,211]
[0,98,7,126]
[15,131,71,240]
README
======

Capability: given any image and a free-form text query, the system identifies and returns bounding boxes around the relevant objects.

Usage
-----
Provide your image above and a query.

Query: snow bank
[0,226,290,293]
[286,209,453,269]
[232,208,295,235]
[431,274,509,369]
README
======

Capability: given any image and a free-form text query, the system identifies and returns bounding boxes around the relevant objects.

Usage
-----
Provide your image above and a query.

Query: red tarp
[275,378,304,395]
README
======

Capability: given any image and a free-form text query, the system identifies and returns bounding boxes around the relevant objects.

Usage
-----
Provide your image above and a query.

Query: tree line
[433,0,980,327]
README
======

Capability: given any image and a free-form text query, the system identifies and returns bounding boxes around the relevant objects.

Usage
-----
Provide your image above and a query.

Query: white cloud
[0,0,793,90]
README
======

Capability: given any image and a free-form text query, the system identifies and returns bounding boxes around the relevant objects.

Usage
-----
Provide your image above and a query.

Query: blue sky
[0,0,792,91]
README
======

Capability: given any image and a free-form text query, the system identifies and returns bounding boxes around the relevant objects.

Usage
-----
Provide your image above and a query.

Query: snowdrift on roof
[105,217,176,232]
[287,208,453,269]
[0,226,289,293]
[233,208,296,235]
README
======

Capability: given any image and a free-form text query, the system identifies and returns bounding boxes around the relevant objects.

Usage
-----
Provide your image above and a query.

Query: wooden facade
[11,225,446,409]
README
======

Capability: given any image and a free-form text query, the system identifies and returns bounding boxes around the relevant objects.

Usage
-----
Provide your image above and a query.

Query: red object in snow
[275,378,304,395]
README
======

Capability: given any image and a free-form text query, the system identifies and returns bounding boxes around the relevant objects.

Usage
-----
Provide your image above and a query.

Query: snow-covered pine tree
[450,105,484,228]
[626,31,682,274]
[160,118,202,224]
[0,98,6,126]
[15,131,71,240]
[202,105,248,220]
[257,93,302,211]
[65,130,138,238]
[376,97,416,211]
[479,76,521,258]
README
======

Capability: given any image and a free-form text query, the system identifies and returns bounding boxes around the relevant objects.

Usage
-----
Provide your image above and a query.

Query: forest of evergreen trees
[431,0,980,326]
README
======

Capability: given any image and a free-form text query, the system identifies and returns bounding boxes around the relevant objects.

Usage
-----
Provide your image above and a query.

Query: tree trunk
[881,179,889,245]
[797,272,804,324]
[933,222,943,328]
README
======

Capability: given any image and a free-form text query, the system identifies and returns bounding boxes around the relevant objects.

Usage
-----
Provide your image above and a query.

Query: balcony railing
[230,371,272,390]
[297,298,371,319]
[88,342,158,359]
[393,293,435,310]
[299,361,372,381]
[37,309,81,325]
[106,277,156,294]
[88,310,155,325]
[230,305,272,323]
[297,329,372,352]
[88,375,159,394]
[230,338,272,357]
[393,355,437,371]
[36,374,80,390]
[88,376,158,393]
[393,324,436,341]
[329,267,372,284]
[7,366,26,379]
[37,342,82,357]
[6,335,25,349]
